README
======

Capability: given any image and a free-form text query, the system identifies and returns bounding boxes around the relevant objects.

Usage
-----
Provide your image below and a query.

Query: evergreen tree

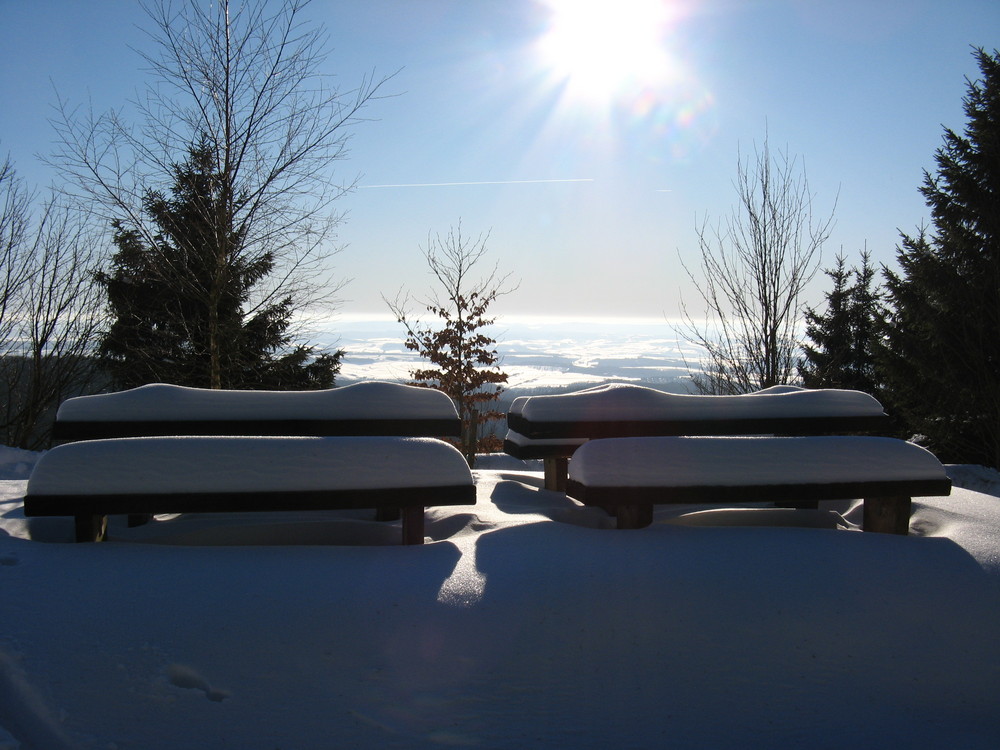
[880,47,1000,467]
[96,141,341,390]
[800,251,882,397]
[800,255,853,388]
[848,253,881,394]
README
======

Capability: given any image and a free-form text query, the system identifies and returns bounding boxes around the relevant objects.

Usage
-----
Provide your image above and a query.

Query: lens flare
[533,0,718,161]
[538,0,679,102]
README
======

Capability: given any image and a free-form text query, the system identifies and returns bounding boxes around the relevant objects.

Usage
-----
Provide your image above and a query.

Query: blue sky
[1,0,997,322]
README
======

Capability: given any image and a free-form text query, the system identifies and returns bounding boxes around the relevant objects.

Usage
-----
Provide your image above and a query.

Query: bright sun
[537,0,680,103]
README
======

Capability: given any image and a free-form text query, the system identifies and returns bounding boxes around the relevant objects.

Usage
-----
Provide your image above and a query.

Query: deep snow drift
[1,446,999,749]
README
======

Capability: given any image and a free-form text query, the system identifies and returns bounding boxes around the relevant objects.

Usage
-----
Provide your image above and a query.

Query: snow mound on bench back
[518,383,884,421]
[55,381,458,421]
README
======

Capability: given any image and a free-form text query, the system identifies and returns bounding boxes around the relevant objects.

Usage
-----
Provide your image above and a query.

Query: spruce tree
[800,251,882,397]
[848,253,881,394]
[97,140,341,390]
[800,255,853,388]
[880,47,1000,467]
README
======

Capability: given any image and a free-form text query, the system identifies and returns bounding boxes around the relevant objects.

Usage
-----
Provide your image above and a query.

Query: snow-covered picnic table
[565,435,951,533]
[504,384,890,489]
[53,381,461,441]
[31,381,473,544]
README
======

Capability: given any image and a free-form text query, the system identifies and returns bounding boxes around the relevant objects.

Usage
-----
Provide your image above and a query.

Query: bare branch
[676,132,836,393]
[48,0,392,389]
[0,159,103,448]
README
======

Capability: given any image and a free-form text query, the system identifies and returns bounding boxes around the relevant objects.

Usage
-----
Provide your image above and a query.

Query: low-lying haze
[317,315,702,395]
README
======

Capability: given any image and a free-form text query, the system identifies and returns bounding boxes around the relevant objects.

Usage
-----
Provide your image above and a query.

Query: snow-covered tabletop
[567,435,948,488]
[27,436,474,495]
[565,435,951,533]
[25,436,475,545]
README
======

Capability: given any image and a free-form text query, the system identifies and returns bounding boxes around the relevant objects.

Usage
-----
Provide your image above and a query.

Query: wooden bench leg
[863,495,911,535]
[401,506,425,545]
[376,506,402,522]
[544,457,568,492]
[75,514,107,542]
[616,504,654,530]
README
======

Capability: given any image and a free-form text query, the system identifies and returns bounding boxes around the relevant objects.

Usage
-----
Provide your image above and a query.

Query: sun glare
[530,0,717,162]
[537,0,680,102]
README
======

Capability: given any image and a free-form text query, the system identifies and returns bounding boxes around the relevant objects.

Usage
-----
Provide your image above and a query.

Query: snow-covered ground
[1,441,999,749]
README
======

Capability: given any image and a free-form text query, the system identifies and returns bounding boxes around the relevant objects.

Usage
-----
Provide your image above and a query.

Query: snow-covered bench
[53,381,461,442]
[24,436,476,544]
[564,436,951,534]
[504,384,889,490]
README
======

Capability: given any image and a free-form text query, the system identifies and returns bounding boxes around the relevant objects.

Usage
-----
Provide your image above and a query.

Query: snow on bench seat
[53,381,461,441]
[24,436,476,545]
[564,436,951,534]
[505,384,890,490]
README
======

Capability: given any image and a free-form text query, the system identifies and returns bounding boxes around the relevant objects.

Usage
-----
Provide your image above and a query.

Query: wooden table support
[863,495,912,535]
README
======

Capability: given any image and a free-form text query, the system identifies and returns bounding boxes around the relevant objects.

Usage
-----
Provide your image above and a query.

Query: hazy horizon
[319,314,703,394]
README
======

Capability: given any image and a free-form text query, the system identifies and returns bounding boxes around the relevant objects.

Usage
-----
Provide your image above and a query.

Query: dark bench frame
[506,413,888,440]
[53,417,461,442]
[565,477,952,534]
[506,414,889,491]
[25,483,475,545]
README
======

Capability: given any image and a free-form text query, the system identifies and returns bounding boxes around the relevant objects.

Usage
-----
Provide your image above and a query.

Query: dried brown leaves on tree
[386,224,518,466]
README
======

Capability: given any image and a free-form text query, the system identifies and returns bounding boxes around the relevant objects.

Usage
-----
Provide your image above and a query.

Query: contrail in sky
[360,178,595,189]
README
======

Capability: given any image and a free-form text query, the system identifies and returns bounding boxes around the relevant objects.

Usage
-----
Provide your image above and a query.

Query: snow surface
[1,445,999,748]
[517,383,886,421]
[568,436,948,486]
[27,437,473,495]
[56,381,459,422]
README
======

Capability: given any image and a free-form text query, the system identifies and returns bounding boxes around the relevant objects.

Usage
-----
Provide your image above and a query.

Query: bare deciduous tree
[50,0,389,388]
[385,224,518,466]
[0,157,34,351]
[677,135,836,394]
[0,157,103,449]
